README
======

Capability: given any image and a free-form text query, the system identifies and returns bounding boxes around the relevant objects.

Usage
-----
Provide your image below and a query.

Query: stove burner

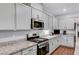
[28,38,48,43]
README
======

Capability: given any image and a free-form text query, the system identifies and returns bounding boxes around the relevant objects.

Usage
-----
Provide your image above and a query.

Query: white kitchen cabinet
[31,3,43,11]
[48,16,53,30]
[59,18,74,30]
[22,45,37,55]
[61,35,67,46]
[26,51,37,55]
[66,35,74,47]
[61,35,74,47]
[42,13,49,30]
[32,8,43,20]
[49,39,55,53]
[16,4,31,30]
[32,7,49,30]
[59,19,66,29]
[0,4,15,30]
[49,36,60,53]
[54,37,60,49]
[53,16,58,29]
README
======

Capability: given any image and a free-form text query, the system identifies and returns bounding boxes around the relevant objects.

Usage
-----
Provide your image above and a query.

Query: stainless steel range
[27,34,49,55]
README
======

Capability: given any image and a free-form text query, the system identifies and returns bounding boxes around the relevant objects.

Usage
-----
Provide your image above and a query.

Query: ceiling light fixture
[63,8,67,12]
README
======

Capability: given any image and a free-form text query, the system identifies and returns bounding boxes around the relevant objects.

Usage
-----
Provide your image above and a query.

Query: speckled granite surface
[0,39,37,55]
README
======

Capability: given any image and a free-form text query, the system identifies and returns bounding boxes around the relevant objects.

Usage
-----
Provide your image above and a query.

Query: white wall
[0,30,44,42]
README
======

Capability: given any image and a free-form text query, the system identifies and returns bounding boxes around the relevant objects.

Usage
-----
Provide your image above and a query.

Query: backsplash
[0,30,43,42]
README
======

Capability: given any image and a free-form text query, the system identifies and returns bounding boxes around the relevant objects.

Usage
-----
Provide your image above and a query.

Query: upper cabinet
[59,18,74,30]
[0,4,15,30]
[16,4,31,30]
[53,16,58,29]
[32,8,49,30]
[48,16,53,30]
[0,3,53,30]
[31,3,43,11]
[42,13,49,30]
[32,8,43,20]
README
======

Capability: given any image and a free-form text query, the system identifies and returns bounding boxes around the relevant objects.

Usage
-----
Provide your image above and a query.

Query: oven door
[37,42,49,55]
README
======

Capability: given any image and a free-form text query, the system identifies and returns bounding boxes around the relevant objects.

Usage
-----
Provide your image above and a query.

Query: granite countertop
[0,39,37,55]
[40,35,60,39]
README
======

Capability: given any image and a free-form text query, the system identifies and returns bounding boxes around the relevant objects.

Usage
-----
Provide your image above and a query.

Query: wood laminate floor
[51,46,75,55]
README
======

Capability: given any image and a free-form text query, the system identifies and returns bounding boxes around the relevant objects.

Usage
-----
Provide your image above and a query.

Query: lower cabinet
[26,51,37,55]
[22,45,37,55]
[12,45,37,55]
[49,37,60,54]
[66,35,74,47]
[49,39,55,53]
[61,35,74,47]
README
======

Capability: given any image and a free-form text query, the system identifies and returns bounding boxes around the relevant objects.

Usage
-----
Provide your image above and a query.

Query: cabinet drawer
[26,51,37,55]
[22,45,37,55]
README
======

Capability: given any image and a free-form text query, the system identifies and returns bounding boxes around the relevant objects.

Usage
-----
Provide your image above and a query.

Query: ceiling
[43,3,79,16]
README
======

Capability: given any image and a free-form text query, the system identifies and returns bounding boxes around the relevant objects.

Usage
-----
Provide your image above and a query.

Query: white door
[0,3,15,30]
[16,4,31,30]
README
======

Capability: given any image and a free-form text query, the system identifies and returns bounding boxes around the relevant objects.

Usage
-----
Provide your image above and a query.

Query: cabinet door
[42,13,49,30]
[59,18,74,30]
[49,16,53,30]
[0,3,15,30]
[32,8,40,19]
[66,35,74,47]
[59,19,66,29]
[53,16,58,29]
[22,45,37,55]
[61,35,67,46]
[65,18,74,29]
[53,37,59,49]
[32,8,43,20]
[49,39,55,53]
[16,4,31,30]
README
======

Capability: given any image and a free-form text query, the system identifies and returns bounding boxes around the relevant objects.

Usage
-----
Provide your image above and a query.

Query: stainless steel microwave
[31,18,44,29]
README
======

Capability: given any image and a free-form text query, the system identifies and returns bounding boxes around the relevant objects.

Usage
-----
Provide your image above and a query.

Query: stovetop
[28,38,48,43]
